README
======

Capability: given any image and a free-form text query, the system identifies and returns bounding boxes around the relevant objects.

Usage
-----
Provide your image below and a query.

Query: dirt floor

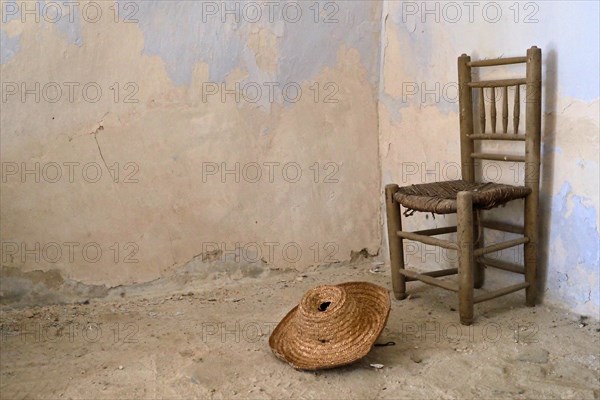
[1,260,599,400]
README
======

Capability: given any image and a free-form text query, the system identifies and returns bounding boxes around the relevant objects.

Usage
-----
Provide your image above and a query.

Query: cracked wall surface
[379,1,599,317]
[0,1,382,302]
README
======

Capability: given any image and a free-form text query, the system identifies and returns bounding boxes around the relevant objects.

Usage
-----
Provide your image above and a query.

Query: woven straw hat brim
[269,282,391,370]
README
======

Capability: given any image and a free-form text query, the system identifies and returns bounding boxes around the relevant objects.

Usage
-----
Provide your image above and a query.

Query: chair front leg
[385,184,406,300]
[457,191,474,325]
[524,193,538,306]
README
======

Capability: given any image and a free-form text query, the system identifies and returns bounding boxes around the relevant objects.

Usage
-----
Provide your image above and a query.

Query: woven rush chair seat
[394,180,531,215]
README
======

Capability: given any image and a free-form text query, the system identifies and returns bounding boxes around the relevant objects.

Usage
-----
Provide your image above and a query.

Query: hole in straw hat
[319,339,330,343]
[318,301,331,312]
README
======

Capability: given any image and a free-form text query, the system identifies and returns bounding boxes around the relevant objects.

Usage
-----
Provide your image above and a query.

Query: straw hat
[269,282,391,370]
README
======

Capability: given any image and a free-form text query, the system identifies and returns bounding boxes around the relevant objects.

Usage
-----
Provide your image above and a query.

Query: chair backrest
[457,46,542,195]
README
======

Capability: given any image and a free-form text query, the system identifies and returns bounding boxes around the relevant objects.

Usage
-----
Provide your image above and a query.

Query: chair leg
[473,211,485,289]
[524,194,538,306]
[457,191,474,325]
[385,184,406,300]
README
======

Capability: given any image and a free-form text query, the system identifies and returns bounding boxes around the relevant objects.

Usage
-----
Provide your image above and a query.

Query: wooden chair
[385,46,542,325]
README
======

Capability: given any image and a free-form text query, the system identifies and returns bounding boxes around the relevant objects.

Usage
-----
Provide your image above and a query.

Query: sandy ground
[1,260,599,400]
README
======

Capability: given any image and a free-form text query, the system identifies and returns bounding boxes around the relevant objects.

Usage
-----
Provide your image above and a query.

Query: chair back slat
[502,86,508,133]
[467,56,527,67]
[479,88,486,133]
[468,78,526,87]
[513,85,520,134]
[490,88,497,133]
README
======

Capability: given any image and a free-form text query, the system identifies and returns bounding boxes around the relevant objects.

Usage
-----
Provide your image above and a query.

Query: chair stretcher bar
[474,237,529,257]
[404,268,458,281]
[398,269,459,292]
[412,226,457,236]
[478,256,525,274]
[474,282,529,304]
[396,230,458,250]
[481,220,525,235]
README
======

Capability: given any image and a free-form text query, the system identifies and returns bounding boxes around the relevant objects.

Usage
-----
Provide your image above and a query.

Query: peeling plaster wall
[2,1,598,315]
[0,1,383,302]
[379,1,600,316]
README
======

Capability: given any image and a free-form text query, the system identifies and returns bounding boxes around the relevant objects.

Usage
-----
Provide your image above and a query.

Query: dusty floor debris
[1,261,599,399]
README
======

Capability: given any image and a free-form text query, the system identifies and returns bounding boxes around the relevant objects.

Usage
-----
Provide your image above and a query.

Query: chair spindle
[490,88,497,133]
[513,85,520,134]
[502,86,508,133]
[479,88,486,133]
